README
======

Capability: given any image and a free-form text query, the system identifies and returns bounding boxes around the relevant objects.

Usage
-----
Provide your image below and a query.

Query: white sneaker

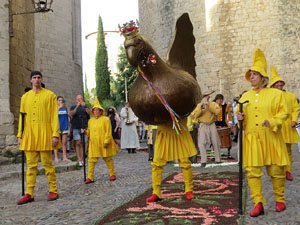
[78,161,83,167]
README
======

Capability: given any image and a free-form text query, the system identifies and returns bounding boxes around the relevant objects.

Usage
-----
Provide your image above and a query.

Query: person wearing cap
[191,90,221,167]
[269,65,300,181]
[215,94,233,128]
[70,95,90,166]
[16,71,61,205]
[237,49,289,217]
[81,97,119,184]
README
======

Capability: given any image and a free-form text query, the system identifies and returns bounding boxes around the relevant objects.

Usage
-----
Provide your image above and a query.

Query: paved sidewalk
[1,142,300,224]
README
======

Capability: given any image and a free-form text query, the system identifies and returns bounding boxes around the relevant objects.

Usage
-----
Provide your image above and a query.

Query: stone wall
[139,0,300,102]
[34,0,83,107]
[0,0,83,154]
[0,0,15,152]
[8,0,35,151]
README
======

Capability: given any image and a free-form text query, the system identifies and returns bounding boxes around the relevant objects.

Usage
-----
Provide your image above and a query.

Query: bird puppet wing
[166,13,196,79]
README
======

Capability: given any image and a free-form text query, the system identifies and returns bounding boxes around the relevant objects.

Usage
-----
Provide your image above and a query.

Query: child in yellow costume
[146,118,198,202]
[270,65,300,181]
[237,49,289,217]
[82,97,119,184]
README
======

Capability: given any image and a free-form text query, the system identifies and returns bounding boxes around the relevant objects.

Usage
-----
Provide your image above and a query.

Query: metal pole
[20,112,26,196]
[236,100,249,215]
[80,115,87,181]
[125,76,128,103]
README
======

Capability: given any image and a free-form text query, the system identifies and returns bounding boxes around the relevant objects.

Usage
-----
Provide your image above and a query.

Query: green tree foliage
[84,74,93,108]
[114,46,138,106]
[95,16,111,103]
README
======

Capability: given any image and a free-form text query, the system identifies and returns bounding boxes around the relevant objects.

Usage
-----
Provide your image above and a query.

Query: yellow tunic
[216,104,232,126]
[238,88,289,167]
[86,116,119,158]
[193,102,220,123]
[281,91,300,143]
[154,118,197,161]
[17,89,61,151]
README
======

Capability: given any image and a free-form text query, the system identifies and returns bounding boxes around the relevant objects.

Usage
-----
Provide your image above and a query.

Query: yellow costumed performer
[237,49,289,217]
[270,65,300,181]
[17,71,61,205]
[82,97,119,184]
[147,119,198,202]
[120,14,201,203]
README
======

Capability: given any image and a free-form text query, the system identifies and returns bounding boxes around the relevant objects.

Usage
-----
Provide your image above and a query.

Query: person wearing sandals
[81,97,119,184]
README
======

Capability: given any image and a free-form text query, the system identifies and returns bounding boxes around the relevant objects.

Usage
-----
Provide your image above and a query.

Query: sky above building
[81,0,139,90]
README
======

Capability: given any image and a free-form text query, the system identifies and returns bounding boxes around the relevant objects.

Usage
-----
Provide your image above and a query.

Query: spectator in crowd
[120,102,140,153]
[69,95,90,166]
[16,70,60,204]
[82,97,119,184]
[106,106,121,148]
[54,96,71,163]
[138,121,146,140]
[232,96,240,142]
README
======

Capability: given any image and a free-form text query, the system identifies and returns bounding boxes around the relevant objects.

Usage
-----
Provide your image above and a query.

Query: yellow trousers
[246,165,285,205]
[88,156,115,181]
[286,143,292,173]
[25,151,57,197]
[151,157,193,198]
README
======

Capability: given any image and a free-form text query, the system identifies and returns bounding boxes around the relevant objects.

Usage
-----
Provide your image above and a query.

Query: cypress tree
[84,73,93,108]
[95,16,111,103]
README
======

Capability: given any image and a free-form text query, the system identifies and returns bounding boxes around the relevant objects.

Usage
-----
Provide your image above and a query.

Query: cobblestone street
[0,148,172,225]
[1,143,300,224]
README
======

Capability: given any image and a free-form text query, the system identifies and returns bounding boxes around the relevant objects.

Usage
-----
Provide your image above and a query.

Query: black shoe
[127,148,131,154]
[132,149,136,153]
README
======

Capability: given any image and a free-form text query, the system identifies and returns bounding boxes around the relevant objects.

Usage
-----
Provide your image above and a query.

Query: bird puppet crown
[119,20,139,39]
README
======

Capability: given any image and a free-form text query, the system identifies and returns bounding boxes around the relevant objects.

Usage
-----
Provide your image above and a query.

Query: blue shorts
[73,129,85,141]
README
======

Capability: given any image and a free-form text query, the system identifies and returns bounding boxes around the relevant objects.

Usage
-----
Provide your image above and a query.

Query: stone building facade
[0,0,83,154]
[138,0,300,102]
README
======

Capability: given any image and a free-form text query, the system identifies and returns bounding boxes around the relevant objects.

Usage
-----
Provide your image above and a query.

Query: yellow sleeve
[290,94,299,122]
[104,118,112,144]
[187,116,193,131]
[17,95,25,138]
[207,102,220,116]
[268,91,289,131]
[85,120,91,137]
[50,93,60,137]
[193,103,203,118]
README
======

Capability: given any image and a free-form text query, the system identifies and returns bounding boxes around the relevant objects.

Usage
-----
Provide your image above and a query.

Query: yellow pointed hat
[91,96,105,117]
[270,65,285,87]
[245,48,268,81]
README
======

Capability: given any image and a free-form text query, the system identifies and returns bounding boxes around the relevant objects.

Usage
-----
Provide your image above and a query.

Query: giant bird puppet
[120,13,202,202]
